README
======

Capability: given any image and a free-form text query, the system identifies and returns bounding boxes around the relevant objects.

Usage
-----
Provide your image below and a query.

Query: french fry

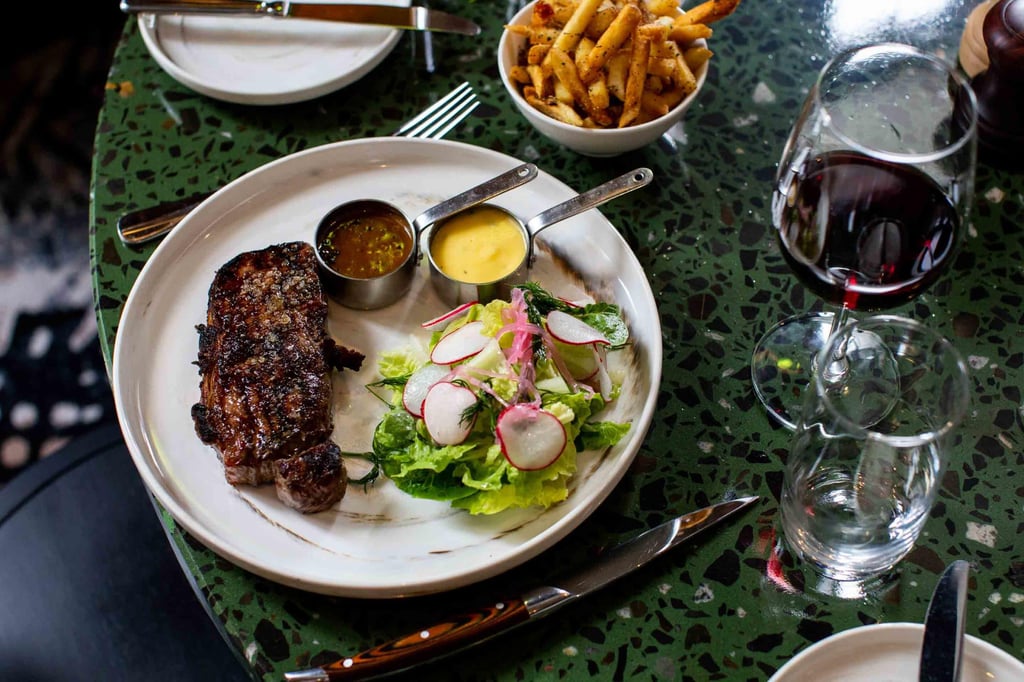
[642,86,687,117]
[529,27,560,44]
[646,0,680,16]
[673,52,698,94]
[549,0,580,25]
[544,0,598,80]
[620,30,652,127]
[634,109,659,125]
[527,64,549,97]
[525,91,585,126]
[676,0,741,26]
[638,20,671,43]
[684,45,714,72]
[588,75,611,110]
[651,39,677,62]
[505,24,532,38]
[648,56,677,79]
[554,76,574,105]
[507,0,734,130]
[575,36,596,71]
[528,43,551,65]
[585,4,620,40]
[550,45,612,126]
[578,35,611,108]
[655,36,699,93]
[509,65,532,84]
[647,75,666,94]
[551,0,604,54]
[675,3,715,25]
[579,3,642,83]
[640,91,670,117]
[606,50,631,101]
[703,0,741,23]
[669,23,713,43]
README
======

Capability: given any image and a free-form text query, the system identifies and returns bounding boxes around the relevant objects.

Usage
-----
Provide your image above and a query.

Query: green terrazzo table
[90,1,1023,679]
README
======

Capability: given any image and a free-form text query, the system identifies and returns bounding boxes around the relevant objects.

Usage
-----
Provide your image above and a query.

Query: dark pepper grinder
[970,0,1024,170]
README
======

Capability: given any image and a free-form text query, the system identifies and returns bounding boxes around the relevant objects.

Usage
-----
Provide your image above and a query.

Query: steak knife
[120,0,482,36]
[284,495,759,681]
[919,560,970,682]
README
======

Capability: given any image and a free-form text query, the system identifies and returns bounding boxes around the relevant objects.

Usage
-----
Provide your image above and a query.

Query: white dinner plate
[112,137,662,598]
[136,0,409,105]
[768,623,1024,681]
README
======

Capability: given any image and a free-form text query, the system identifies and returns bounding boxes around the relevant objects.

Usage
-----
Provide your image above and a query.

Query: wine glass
[751,42,978,429]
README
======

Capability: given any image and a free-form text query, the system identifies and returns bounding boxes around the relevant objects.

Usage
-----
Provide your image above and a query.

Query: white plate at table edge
[112,137,663,598]
[768,622,1024,681]
[136,0,409,105]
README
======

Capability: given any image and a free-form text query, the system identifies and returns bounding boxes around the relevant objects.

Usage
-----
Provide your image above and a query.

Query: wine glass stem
[818,305,851,386]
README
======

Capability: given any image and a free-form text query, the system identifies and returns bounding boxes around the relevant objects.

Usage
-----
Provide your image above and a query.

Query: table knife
[919,560,970,682]
[120,0,482,36]
[284,495,759,681]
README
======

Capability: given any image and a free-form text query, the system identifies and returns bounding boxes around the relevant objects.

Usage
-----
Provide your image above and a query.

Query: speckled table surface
[90,1,1023,680]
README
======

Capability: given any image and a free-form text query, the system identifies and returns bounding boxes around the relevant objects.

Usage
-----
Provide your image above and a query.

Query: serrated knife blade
[120,0,482,36]
[284,495,759,681]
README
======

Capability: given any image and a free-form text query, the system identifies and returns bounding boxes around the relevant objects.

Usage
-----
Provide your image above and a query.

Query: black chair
[0,424,251,681]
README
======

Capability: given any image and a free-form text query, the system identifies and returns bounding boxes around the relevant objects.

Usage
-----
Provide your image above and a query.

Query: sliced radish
[431,321,490,365]
[402,363,451,417]
[546,310,610,346]
[594,345,612,400]
[496,403,567,471]
[422,382,479,445]
[421,301,478,330]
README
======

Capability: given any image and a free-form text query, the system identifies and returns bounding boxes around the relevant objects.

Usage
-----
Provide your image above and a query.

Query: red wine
[774,151,960,310]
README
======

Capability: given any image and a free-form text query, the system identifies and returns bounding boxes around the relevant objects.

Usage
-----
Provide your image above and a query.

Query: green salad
[368,282,631,515]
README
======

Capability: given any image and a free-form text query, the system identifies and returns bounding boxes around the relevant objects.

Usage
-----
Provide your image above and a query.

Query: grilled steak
[275,442,347,513]
[191,241,363,503]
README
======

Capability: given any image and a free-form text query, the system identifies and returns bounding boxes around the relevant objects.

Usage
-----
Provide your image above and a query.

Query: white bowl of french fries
[499,0,738,157]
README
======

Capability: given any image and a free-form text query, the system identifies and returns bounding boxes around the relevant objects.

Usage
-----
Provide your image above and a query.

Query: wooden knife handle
[322,598,531,679]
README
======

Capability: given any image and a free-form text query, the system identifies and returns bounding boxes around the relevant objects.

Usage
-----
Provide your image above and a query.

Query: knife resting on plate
[284,495,759,681]
[120,0,482,36]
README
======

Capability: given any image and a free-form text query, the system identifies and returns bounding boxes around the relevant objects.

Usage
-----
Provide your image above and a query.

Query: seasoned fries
[505,0,740,129]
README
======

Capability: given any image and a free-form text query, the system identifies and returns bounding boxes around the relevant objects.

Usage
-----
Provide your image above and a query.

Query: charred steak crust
[191,241,363,493]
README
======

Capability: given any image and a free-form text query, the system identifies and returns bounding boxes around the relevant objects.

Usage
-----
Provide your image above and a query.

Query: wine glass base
[751,312,842,430]
[752,312,901,429]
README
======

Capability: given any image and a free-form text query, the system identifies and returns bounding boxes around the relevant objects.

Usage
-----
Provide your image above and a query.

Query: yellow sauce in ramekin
[431,206,527,284]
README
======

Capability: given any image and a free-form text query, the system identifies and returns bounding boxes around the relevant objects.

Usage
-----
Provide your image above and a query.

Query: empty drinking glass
[779,316,970,585]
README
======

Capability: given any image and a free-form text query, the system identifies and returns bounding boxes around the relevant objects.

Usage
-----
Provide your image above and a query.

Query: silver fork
[116,82,480,246]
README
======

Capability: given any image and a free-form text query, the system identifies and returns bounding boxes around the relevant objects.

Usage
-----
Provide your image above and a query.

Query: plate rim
[767,622,1024,681]
[111,137,663,597]
[135,1,408,105]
